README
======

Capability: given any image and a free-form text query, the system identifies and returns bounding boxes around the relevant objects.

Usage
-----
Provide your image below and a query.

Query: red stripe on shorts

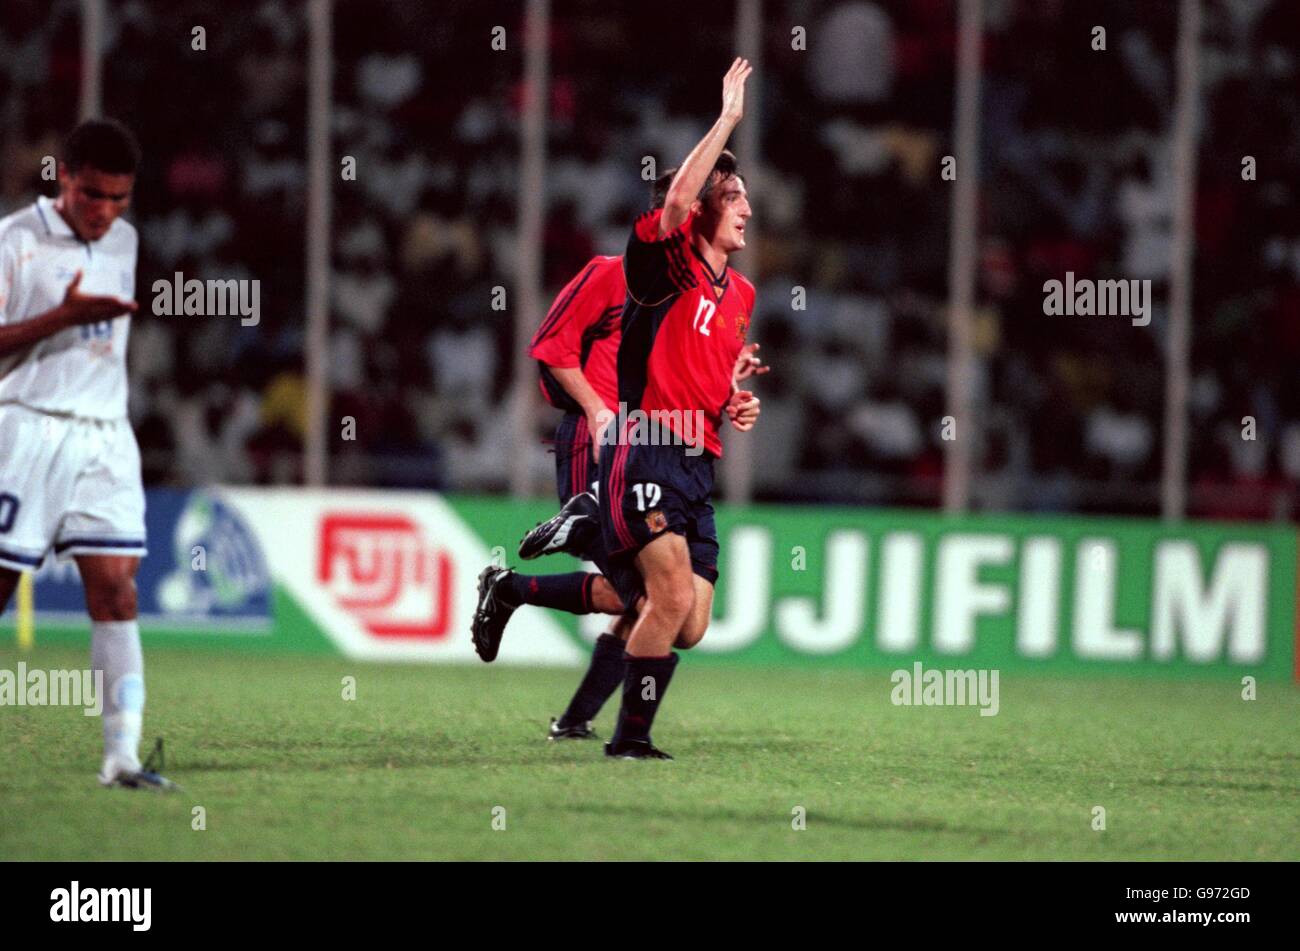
[611,435,635,551]
[572,415,588,498]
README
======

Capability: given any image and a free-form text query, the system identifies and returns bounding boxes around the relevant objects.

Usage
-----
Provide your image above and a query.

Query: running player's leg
[547,495,645,737]
[544,419,643,735]
[672,495,720,650]
[550,607,636,738]
[674,575,714,650]
[547,481,664,736]
[472,413,624,662]
[604,533,692,756]
[625,533,695,655]
[519,411,600,560]
[509,411,619,615]
[498,569,623,615]
[601,441,698,757]
[471,551,625,664]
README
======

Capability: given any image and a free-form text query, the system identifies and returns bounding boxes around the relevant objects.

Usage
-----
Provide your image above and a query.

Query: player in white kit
[0,119,175,790]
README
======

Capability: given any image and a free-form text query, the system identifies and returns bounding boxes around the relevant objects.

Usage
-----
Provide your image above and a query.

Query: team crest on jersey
[644,510,668,534]
[736,311,750,339]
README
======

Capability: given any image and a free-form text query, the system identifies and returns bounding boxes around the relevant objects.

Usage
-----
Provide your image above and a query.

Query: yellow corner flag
[16,571,34,651]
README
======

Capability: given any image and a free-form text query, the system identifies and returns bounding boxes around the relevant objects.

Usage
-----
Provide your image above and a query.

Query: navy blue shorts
[598,437,719,609]
[553,413,609,570]
[553,413,598,506]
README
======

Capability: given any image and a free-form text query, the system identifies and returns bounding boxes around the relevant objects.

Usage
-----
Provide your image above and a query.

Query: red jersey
[528,255,624,413]
[618,208,754,457]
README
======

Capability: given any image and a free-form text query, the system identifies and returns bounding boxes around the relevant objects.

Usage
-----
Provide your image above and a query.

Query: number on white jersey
[0,493,19,534]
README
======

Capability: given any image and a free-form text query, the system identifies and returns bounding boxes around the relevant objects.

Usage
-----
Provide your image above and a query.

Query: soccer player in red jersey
[598,58,761,759]
[467,248,630,733]
[470,156,764,745]
[469,176,668,738]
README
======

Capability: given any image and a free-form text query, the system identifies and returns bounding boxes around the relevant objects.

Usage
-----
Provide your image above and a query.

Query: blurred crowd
[1,0,1297,520]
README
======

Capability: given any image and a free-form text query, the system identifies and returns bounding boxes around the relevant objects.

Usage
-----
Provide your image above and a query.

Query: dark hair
[698,149,743,204]
[650,166,677,209]
[63,119,142,175]
[649,149,744,210]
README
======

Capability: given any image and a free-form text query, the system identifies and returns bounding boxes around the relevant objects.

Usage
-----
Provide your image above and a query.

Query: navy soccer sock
[558,633,627,728]
[502,571,599,614]
[611,652,679,747]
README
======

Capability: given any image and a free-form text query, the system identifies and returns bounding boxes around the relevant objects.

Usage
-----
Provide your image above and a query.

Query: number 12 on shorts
[631,482,661,511]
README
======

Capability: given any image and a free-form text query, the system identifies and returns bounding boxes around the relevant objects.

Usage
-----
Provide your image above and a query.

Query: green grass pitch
[1,644,1297,860]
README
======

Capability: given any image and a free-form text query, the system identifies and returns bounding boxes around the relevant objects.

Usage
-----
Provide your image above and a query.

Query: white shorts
[0,403,147,572]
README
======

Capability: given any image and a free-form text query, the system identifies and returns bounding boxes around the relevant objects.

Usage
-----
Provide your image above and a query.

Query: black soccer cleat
[604,739,673,760]
[112,769,181,792]
[548,717,598,741]
[518,491,599,560]
[471,565,520,663]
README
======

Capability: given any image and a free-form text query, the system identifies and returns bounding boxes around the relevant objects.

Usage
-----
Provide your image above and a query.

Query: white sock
[92,619,145,774]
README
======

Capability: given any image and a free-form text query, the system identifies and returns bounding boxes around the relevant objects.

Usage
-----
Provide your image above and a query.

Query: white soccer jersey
[0,195,136,420]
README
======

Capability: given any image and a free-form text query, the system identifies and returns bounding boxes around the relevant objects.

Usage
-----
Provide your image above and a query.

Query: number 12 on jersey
[692,298,715,336]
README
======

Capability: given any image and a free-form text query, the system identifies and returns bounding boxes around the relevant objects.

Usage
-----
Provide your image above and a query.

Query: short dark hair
[698,149,743,205]
[650,166,677,209]
[649,149,743,210]
[63,119,141,175]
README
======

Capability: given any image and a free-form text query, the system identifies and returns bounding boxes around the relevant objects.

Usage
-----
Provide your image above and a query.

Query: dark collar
[690,245,730,295]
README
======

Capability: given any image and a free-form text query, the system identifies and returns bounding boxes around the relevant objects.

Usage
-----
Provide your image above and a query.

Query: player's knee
[650,581,694,626]
[673,623,707,650]
[591,576,625,615]
[673,605,711,650]
[86,574,137,621]
[611,610,637,641]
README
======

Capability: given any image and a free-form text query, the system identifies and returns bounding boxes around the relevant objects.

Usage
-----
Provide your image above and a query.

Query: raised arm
[659,58,752,238]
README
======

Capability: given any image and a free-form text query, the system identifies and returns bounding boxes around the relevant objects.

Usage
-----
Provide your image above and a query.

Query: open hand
[721,58,753,124]
[732,342,769,390]
[59,270,137,326]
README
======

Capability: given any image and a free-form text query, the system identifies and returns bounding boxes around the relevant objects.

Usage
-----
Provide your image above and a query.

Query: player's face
[696,177,751,254]
[57,165,134,242]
